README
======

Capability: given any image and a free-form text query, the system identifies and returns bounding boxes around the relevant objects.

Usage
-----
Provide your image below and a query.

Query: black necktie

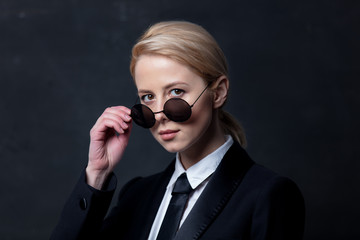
[156,173,194,240]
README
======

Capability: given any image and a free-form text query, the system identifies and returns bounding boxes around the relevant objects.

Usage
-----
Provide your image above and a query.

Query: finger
[94,107,130,128]
[103,107,132,123]
[101,112,129,130]
[91,106,133,139]
[105,118,124,133]
[108,106,132,118]
[91,118,124,141]
[109,106,131,115]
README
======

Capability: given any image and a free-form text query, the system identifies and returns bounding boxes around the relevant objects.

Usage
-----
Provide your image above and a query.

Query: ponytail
[219,109,247,148]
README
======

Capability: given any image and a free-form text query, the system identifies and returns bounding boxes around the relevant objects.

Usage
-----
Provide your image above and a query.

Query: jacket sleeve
[50,169,117,240]
[251,176,305,240]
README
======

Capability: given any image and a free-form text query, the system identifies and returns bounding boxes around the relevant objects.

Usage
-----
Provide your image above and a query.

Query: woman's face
[134,55,215,154]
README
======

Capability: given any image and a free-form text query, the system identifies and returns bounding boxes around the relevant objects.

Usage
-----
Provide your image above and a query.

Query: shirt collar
[167,135,234,190]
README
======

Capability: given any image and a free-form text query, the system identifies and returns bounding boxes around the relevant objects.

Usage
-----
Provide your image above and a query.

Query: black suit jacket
[51,142,305,240]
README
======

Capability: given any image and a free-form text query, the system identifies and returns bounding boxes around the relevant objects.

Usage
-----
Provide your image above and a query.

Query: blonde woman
[51,21,305,240]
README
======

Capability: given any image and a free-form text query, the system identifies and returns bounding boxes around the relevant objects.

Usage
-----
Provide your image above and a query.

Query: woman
[51,21,305,240]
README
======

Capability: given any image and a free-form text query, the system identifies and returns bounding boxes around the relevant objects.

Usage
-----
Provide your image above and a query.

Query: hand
[86,106,132,189]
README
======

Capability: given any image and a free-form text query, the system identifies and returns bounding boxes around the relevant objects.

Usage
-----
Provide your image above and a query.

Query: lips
[159,129,179,141]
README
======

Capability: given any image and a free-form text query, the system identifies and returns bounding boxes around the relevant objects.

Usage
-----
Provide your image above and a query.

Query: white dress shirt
[148,135,234,240]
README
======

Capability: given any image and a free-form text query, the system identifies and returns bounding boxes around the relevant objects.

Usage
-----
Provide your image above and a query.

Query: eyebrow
[137,81,190,94]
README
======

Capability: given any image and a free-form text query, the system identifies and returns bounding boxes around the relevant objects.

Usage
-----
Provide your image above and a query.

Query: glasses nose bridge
[152,96,167,115]
[153,101,168,123]
[153,109,164,115]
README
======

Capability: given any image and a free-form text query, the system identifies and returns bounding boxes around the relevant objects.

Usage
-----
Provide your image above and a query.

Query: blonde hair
[130,21,247,147]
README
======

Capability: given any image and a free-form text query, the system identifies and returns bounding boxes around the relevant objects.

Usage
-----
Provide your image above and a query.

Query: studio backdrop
[0,0,359,239]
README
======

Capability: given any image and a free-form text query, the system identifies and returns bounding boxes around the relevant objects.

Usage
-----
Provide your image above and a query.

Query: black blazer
[51,142,305,240]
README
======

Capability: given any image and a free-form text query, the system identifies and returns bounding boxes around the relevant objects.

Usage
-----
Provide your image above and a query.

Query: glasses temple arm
[190,83,211,108]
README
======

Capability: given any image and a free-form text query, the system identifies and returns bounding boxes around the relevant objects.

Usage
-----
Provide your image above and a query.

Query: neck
[179,115,226,170]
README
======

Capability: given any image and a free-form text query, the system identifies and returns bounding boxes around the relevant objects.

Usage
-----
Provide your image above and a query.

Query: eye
[170,89,184,97]
[141,94,155,103]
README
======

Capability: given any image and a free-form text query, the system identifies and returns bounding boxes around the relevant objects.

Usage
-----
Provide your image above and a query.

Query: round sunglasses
[130,83,210,128]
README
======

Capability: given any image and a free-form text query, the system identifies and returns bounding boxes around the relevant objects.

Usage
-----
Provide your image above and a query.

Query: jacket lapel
[138,161,175,239]
[175,142,254,240]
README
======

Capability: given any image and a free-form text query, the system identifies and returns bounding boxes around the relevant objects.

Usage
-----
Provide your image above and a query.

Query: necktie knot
[172,173,193,195]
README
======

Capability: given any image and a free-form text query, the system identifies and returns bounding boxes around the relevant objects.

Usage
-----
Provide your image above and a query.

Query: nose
[154,110,168,123]
[153,99,168,123]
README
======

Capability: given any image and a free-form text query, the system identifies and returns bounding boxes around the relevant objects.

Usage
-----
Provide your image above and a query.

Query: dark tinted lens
[163,98,192,122]
[130,104,155,128]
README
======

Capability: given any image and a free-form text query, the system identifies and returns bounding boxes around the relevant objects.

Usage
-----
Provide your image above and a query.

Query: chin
[156,139,186,153]
[159,142,182,153]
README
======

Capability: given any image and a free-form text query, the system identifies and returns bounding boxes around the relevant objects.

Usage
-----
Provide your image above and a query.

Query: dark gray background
[1,0,359,239]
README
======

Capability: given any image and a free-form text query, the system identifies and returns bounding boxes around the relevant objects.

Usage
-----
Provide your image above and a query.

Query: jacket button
[79,198,87,210]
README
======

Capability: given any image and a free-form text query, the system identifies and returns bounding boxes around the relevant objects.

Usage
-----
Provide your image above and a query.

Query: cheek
[192,94,213,120]
[150,128,158,139]
[185,98,213,128]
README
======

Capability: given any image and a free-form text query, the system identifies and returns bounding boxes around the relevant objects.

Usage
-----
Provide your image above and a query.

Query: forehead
[134,55,204,91]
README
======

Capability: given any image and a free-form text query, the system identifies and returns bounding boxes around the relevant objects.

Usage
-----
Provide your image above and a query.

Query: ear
[212,76,229,109]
